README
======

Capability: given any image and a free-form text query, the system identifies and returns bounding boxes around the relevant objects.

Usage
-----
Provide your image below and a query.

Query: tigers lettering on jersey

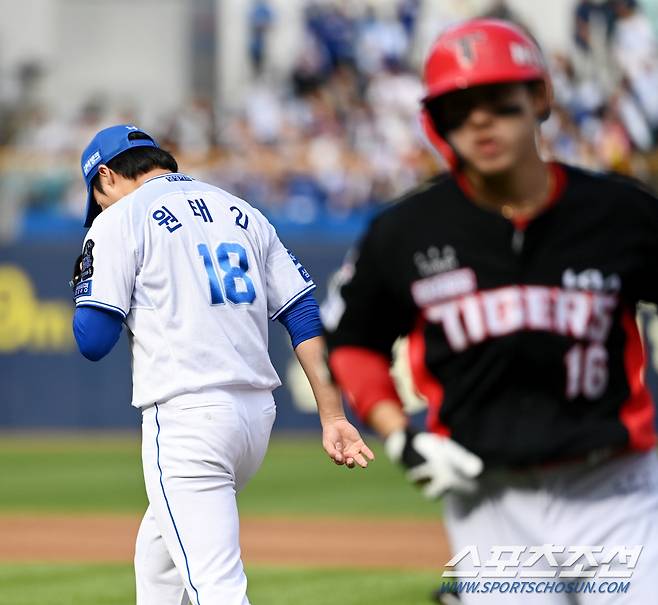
[325,165,658,464]
[418,284,617,352]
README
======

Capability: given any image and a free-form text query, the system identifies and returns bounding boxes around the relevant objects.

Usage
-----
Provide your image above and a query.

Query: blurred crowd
[2,0,658,241]
[205,0,430,228]
[545,0,658,175]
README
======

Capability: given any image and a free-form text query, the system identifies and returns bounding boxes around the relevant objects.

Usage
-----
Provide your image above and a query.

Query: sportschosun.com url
[439,580,631,595]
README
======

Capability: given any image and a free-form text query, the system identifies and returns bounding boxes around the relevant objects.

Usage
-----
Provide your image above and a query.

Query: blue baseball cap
[80,124,160,227]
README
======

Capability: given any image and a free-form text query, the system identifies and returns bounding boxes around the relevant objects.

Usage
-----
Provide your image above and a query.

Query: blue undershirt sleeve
[277,292,323,349]
[72,306,124,361]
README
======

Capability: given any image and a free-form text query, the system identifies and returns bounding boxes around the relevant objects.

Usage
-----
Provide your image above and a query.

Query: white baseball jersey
[74,173,315,408]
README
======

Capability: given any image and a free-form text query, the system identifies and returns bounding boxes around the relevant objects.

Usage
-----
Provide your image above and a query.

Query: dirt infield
[0,515,450,570]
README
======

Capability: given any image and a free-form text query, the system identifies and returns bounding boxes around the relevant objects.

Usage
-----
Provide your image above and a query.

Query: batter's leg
[443,481,572,604]
[135,505,188,605]
[556,451,658,605]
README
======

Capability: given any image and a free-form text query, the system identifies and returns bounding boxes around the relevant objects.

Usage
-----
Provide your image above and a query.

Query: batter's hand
[322,417,375,469]
[385,428,483,499]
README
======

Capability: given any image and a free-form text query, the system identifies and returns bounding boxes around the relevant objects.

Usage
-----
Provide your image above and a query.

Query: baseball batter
[325,19,658,604]
[71,124,373,605]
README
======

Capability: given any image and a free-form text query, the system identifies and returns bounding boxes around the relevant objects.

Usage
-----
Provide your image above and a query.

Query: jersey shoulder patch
[80,239,95,281]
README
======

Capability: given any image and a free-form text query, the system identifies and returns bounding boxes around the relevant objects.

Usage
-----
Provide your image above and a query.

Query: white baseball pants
[135,388,276,605]
[443,450,658,604]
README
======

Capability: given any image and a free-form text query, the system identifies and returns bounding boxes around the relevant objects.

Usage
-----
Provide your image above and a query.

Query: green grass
[0,435,145,513]
[241,436,438,518]
[249,567,441,605]
[0,564,134,605]
[0,434,438,518]
[0,435,442,604]
[0,564,442,605]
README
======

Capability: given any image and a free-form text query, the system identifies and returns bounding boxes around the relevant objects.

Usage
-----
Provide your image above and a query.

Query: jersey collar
[142,172,195,185]
[455,162,567,230]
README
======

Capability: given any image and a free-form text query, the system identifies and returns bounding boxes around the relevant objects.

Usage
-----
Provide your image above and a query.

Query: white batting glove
[385,428,484,499]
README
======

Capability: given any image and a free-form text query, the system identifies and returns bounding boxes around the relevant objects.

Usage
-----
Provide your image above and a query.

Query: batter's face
[431,83,547,176]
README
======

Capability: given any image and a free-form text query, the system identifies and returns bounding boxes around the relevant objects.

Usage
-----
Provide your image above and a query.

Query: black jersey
[326,164,658,467]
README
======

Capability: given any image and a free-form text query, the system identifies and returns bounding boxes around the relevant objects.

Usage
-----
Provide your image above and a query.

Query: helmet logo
[446,32,485,68]
[510,41,543,68]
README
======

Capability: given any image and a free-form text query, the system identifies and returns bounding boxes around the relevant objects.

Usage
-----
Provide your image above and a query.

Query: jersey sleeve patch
[74,279,92,299]
[80,239,95,281]
[287,250,312,283]
[75,210,137,319]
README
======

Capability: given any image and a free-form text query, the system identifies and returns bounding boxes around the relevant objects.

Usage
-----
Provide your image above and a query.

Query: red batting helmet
[420,19,551,169]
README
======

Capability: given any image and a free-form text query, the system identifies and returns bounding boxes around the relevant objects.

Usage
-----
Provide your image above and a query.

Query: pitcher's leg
[141,402,250,605]
[235,394,276,492]
[135,505,188,605]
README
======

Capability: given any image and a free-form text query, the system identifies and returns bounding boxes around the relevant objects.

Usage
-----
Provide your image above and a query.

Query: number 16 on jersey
[198,242,256,305]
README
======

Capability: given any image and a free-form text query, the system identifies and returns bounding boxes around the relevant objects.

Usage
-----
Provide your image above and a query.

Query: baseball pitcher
[71,124,373,605]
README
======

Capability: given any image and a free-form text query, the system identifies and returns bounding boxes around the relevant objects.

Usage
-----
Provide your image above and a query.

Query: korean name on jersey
[74,173,315,408]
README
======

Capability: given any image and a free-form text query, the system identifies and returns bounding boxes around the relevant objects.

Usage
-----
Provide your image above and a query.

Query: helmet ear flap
[420,108,458,171]
[536,79,553,122]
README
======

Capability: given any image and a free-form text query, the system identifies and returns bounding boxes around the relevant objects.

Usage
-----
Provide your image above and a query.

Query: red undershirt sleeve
[328,346,403,423]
